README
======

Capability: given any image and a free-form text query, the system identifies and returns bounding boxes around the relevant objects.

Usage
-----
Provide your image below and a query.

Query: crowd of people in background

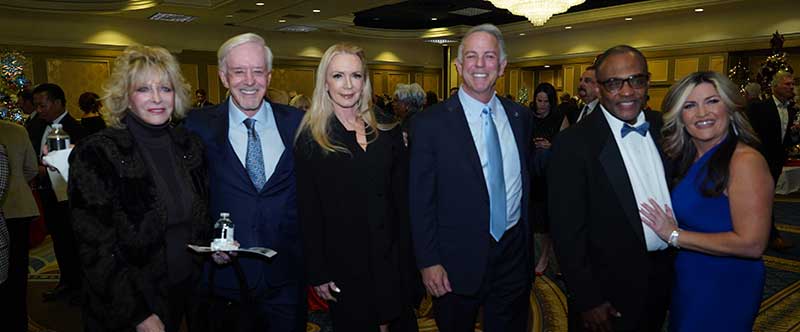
[0,20,797,332]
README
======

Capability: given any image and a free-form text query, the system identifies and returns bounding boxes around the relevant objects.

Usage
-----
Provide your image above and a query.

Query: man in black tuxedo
[29,83,86,301]
[747,70,796,250]
[410,23,533,332]
[548,45,674,332]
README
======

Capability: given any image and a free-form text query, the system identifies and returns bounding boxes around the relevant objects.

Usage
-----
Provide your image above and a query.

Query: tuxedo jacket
[747,98,798,181]
[547,108,672,328]
[183,99,305,301]
[409,95,533,294]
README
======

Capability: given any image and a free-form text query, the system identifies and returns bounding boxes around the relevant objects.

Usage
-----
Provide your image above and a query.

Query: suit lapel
[260,102,294,193]
[589,110,647,247]
[444,97,486,197]
[212,100,254,191]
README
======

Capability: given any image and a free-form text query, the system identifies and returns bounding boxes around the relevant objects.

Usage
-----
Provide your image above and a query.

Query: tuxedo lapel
[589,110,646,247]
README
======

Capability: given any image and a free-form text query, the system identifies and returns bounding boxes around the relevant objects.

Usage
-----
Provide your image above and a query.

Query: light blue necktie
[243,118,266,191]
[483,107,507,241]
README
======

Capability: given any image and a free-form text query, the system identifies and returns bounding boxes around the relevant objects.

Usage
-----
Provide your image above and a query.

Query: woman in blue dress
[639,71,772,332]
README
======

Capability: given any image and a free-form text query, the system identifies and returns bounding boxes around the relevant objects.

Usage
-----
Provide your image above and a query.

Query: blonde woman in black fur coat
[68,45,211,332]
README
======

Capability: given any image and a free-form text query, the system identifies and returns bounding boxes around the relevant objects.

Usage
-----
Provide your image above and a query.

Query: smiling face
[681,82,730,152]
[598,52,649,124]
[773,75,796,103]
[325,53,365,111]
[219,42,270,115]
[128,71,174,126]
[455,31,507,104]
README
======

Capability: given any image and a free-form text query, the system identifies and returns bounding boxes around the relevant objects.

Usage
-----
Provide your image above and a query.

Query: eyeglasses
[598,73,650,92]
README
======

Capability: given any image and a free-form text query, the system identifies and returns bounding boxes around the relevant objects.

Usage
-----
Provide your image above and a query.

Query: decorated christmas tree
[757,31,794,96]
[0,50,31,124]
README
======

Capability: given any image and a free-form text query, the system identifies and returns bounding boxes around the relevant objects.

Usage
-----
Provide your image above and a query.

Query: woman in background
[295,43,418,332]
[78,92,106,135]
[531,82,568,276]
[69,45,210,332]
[640,71,770,331]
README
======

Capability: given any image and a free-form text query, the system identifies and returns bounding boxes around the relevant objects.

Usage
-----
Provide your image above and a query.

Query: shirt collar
[51,111,68,124]
[600,104,646,137]
[228,98,272,126]
[773,95,790,108]
[458,88,499,118]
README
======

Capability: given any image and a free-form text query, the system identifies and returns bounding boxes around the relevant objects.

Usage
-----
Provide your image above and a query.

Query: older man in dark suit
[747,70,797,250]
[183,32,306,331]
[409,23,533,332]
[548,45,674,332]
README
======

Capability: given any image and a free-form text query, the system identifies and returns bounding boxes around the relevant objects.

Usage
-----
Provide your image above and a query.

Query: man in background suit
[0,120,39,331]
[747,70,796,250]
[574,66,601,124]
[183,33,306,331]
[548,45,673,332]
[29,83,85,302]
[409,23,533,332]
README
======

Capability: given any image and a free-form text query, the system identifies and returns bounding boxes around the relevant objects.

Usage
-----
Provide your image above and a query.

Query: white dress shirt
[459,89,522,230]
[227,100,285,182]
[601,106,671,251]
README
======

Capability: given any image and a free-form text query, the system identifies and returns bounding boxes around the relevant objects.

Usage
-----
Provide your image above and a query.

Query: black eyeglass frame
[598,73,651,92]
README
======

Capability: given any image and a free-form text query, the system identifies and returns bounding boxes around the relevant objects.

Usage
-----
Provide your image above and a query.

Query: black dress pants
[433,225,531,332]
[40,188,81,289]
[0,217,32,332]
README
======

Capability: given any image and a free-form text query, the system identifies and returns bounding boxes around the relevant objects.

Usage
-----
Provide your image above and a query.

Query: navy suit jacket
[409,94,533,295]
[183,99,304,300]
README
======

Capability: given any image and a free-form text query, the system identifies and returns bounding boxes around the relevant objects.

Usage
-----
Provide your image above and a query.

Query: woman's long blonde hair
[296,43,393,154]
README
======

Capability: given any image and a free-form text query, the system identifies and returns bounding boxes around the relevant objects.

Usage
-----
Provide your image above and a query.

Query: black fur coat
[68,124,211,331]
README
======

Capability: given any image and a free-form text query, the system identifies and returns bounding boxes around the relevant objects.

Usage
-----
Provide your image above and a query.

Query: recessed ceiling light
[694,8,704,12]
[225,14,233,18]
[544,65,551,68]
[255,2,265,6]
[625,17,633,21]
[565,26,572,29]
[312,9,321,13]
[519,33,525,36]
[431,17,438,21]
[278,19,286,23]
[149,12,197,23]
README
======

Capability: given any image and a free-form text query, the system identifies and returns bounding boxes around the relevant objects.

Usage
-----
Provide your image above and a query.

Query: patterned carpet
[25,200,800,332]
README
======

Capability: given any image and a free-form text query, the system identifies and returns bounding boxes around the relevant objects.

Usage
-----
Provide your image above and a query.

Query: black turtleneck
[125,112,193,284]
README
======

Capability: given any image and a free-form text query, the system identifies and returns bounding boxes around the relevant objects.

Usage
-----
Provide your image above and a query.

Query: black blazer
[547,108,671,329]
[747,98,798,181]
[409,95,533,294]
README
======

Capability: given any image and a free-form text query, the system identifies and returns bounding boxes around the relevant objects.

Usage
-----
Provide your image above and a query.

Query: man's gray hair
[743,82,761,97]
[394,83,426,110]
[771,70,793,88]
[456,24,507,64]
[217,32,273,72]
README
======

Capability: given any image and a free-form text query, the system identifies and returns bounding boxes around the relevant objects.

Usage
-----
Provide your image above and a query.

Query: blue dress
[669,144,765,331]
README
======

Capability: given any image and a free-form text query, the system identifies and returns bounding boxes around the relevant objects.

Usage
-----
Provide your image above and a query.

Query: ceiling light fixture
[313,9,321,13]
[431,17,438,21]
[425,38,459,45]
[226,14,233,18]
[519,33,526,36]
[544,65,551,68]
[625,17,633,21]
[278,19,286,23]
[149,12,197,23]
[486,0,585,26]
[564,25,572,29]
[255,2,264,6]
[694,8,704,12]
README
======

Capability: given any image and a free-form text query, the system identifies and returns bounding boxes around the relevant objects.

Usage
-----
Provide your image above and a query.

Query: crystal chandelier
[487,0,585,26]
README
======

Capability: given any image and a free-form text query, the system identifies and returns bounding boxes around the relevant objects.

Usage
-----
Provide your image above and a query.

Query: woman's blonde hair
[103,45,190,128]
[297,43,393,154]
